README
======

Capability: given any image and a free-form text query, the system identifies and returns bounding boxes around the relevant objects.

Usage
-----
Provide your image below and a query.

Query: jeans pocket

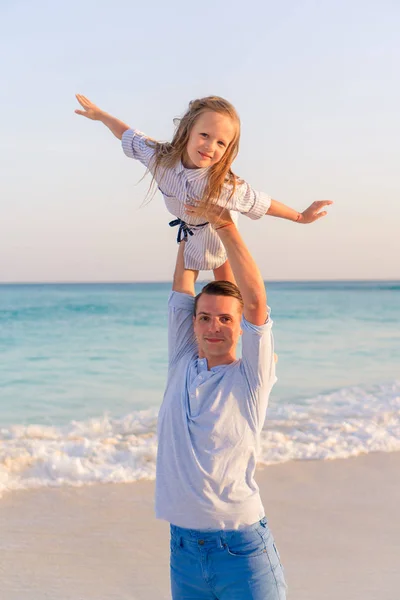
[225,529,266,558]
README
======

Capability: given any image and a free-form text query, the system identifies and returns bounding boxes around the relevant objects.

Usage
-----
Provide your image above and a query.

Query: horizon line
[0,278,399,286]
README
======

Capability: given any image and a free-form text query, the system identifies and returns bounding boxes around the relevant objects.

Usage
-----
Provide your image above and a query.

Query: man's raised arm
[217,224,267,325]
[184,205,267,325]
[172,241,199,296]
[168,241,198,368]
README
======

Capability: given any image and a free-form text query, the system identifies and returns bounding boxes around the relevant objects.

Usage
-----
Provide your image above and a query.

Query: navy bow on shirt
[169,218,208,243]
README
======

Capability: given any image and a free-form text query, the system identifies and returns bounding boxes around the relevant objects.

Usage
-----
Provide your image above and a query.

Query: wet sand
[0,452,399,599]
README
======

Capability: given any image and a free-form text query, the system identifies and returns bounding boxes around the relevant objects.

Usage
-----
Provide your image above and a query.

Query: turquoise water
[1,281,398,425]
[0,281,399,493]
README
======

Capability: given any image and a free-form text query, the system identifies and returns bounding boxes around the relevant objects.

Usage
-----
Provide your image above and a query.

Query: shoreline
[1,451,399,599]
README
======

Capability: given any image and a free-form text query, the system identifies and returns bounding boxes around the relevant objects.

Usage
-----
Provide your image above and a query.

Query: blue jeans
[170,517,287,599]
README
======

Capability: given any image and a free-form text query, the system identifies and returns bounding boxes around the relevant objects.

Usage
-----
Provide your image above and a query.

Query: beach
[1,282,399,598]
[1,451,399,600]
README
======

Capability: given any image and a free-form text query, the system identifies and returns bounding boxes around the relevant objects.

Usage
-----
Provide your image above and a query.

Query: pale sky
[1,0,399,282]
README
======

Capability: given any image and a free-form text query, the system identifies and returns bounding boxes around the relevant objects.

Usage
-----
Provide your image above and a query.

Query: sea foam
[1,381,399,497]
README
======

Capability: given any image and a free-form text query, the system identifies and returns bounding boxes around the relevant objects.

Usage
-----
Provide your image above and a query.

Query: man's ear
[239,328,243,337]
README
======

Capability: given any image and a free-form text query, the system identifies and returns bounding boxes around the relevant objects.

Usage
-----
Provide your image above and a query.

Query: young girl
[75,94,332,279]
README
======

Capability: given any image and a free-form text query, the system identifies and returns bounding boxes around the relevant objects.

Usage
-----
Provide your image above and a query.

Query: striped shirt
[122,129,271,270]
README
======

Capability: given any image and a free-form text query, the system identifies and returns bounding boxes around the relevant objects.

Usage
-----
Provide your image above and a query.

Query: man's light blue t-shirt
[155,291,277,530]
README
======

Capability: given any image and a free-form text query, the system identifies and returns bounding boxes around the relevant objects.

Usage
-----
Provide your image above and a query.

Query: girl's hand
[184,203,233,229]
[298,200,333,224]
[75,94,104,121]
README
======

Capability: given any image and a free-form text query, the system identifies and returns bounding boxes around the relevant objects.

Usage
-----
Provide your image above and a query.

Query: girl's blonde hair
[148,96,241,210]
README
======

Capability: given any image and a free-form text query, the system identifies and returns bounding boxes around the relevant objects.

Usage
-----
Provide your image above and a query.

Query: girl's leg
[213,260,237,284]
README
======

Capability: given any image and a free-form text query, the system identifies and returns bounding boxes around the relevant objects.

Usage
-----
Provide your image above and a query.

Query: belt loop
[260,517,268,528]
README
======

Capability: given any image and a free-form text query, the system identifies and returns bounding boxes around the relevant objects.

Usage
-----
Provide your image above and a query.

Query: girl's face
[183,111,236,169]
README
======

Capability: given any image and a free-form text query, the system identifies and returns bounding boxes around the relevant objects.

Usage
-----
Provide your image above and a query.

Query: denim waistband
[170,516,268,544]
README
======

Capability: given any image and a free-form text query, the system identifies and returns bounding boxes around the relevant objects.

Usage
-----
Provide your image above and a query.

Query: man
[156,203,287,600]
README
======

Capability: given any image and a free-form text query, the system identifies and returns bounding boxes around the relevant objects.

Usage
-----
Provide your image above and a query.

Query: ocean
[0,281,399,496]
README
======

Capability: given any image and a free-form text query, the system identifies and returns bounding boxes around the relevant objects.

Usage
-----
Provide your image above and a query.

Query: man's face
[193,294,243,365]
[183,111,235,169]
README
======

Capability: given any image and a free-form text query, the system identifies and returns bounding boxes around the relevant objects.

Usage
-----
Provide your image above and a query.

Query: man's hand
[75,94,105,120]
[297,200,333,224]
[184,203,233,230]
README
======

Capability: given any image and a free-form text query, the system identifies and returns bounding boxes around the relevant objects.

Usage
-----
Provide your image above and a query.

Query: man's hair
[194,281,244,316]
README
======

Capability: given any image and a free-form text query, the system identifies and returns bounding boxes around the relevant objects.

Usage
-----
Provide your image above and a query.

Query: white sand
[0,452,399,600]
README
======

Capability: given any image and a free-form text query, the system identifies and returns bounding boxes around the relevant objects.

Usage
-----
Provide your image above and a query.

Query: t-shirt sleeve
[223,179,272,220]
[240,309,277,427]
[121,128,157,170]
[168,291,197,368]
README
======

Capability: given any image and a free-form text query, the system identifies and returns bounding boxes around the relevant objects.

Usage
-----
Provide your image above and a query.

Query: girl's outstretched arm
[267,199,333,224]
[75,94,130,140]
